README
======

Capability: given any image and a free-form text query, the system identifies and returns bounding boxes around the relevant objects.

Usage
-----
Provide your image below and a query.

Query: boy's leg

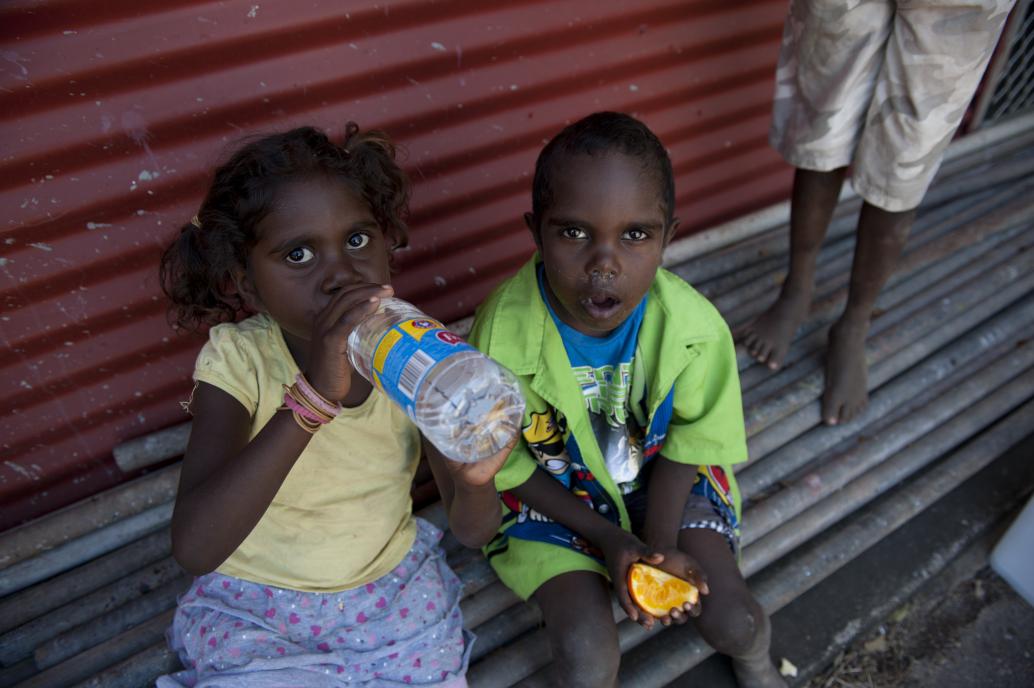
[741,166,846,369]
[533,570,621,688]
[679,528,786,688]
[823,202,913,424]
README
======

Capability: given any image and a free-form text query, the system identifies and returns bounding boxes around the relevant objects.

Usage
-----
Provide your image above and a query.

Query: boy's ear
[524,212,542,250]
[663,217,681,247]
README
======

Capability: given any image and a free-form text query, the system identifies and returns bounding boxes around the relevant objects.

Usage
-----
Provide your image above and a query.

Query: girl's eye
[347,232,371,250]
[285,247,314,264]
[561,227,586,240]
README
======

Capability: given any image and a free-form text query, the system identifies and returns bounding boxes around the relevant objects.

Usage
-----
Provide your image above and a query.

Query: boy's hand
[442,433,518,489]
[650,548,709,625]
[600,531,664,629]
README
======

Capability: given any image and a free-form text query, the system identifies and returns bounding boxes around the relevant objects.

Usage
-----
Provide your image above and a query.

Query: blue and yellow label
[371,318,476,416]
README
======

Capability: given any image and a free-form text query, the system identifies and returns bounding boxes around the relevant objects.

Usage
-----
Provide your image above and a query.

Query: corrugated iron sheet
[0,0,792,529]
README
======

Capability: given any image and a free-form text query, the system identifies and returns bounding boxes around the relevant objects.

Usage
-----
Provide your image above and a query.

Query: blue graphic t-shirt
[538,267,648,493]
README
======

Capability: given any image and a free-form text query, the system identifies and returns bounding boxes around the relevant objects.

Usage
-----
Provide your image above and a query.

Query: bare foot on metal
[822,317,870,425]
[740,290,810,370]
[732,657,788,688]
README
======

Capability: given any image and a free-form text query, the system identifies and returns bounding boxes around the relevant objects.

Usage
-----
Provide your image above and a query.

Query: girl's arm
[172,283,393,575]
[423,439,513,548]
[170,382,313,575]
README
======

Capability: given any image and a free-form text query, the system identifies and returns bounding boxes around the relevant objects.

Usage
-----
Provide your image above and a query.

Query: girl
[157,124,507,687]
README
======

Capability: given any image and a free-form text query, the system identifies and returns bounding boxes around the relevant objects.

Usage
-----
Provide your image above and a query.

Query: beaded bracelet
[293,374,342,418]
[279,374,341,434]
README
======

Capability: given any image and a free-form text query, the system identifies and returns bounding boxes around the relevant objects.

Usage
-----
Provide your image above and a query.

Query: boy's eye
[624,228,649,241]
[561,227,586,240]
[347,232,371,250]
[285,247,314,264]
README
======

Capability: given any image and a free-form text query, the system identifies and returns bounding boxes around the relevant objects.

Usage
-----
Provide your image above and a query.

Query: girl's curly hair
[159,123,410,331]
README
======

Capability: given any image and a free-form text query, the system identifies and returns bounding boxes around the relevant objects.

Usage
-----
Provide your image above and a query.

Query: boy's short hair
[531,111,675,223]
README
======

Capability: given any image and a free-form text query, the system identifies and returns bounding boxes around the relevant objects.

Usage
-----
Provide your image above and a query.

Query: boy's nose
[587,249,619,281]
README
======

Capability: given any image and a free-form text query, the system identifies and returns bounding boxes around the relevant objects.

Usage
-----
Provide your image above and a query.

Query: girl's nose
[320,255,358,293]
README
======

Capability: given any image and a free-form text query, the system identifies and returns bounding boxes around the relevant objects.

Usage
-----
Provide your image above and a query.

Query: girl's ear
[524,212,542,250]
[231,267,265,313]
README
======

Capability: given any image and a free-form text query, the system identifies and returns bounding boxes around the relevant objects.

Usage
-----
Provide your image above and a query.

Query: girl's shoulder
[204,313,280,355]
[196,313,289,377]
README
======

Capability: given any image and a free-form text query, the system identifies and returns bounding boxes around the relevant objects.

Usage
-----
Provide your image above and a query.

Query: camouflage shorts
[770,0,1015,211]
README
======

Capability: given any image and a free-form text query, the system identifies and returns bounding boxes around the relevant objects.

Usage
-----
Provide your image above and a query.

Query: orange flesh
[627,562,700,617]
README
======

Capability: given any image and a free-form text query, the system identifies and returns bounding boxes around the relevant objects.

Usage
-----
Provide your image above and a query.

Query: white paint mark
[431,42,446,51]
[433,276,447,287]
[509,84,519,91]
[0,258,7,267]
[247,5,260,18]
[629,84,639,92]
[138,170,159,181]
[86,221,111,230]
[29,242,53,251]
[4,461,40,481]
[63,30,77,35]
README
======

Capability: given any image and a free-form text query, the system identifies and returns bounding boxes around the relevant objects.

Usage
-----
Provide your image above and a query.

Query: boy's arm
[509,469,664,625]
[642,456,698,550]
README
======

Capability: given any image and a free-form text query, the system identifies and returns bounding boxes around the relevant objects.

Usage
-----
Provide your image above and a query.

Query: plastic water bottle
[348,298,524,463]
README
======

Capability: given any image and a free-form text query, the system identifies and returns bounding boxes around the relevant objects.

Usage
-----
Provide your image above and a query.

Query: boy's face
[528,152,677,337]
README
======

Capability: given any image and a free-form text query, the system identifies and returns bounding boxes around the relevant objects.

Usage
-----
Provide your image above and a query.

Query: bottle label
[370,317,476,416]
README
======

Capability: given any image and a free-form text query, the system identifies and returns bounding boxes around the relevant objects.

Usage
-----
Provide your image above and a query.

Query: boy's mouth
[581,292,622,320]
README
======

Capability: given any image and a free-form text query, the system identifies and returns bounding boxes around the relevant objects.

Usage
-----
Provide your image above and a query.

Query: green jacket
[467,255,747,599]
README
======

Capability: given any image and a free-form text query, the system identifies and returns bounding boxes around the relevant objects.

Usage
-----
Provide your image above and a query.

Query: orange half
[627,562,699,617]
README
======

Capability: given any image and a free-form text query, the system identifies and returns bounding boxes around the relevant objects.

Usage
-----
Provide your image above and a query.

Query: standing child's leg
[742,166,847,369]
[822,201,913,425]
[533,571,622,688]
[680,528,786,688]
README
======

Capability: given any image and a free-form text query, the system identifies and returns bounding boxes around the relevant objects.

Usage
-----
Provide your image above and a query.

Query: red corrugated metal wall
[0,0,792,529]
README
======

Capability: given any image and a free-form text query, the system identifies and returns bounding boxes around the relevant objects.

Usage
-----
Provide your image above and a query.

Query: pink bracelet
[294,374,341,418]
[282,392,328,425]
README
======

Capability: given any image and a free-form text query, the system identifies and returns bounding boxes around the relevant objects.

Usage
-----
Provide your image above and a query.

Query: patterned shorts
[157,519,471,687]
[624,465,741,557]
[770,0,1015,211]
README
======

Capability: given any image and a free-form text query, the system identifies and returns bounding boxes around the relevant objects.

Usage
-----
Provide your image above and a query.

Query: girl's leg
[533,570,621,688]
[679,528,786,688]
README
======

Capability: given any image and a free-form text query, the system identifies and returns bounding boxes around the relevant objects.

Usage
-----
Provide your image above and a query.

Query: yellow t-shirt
[193,313,421,592]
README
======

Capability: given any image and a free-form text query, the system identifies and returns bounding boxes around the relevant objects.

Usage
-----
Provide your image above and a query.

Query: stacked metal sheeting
[1,116,1033,687]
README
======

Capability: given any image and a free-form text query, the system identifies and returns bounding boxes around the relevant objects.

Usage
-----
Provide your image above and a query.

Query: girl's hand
[442,433,518,490]
[649,548,709,626]
[306,283,393,401]
[599,531,664,629]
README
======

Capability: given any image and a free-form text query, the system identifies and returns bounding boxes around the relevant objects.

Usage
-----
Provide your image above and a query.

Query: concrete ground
[667,432,1034,688]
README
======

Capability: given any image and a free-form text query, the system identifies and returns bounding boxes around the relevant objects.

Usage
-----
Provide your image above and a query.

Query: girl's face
[239,176,396,355]
[528,152,676,337]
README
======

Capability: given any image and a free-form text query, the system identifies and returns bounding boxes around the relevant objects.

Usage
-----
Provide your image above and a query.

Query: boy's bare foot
[732,656,788,688]
[741,289,811,370]
[822,316,870,425]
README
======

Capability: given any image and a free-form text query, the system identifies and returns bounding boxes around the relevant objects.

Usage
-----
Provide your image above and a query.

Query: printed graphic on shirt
[572,363,632,426]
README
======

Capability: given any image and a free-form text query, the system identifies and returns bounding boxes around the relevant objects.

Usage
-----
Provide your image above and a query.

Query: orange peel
[627,562,699,617]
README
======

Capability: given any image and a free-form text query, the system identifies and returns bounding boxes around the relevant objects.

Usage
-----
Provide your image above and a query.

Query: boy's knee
[550,624,620,688]
[697,596,767,658]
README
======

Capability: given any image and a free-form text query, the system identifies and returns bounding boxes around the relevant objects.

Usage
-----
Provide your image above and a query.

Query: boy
[467,112,785,688]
